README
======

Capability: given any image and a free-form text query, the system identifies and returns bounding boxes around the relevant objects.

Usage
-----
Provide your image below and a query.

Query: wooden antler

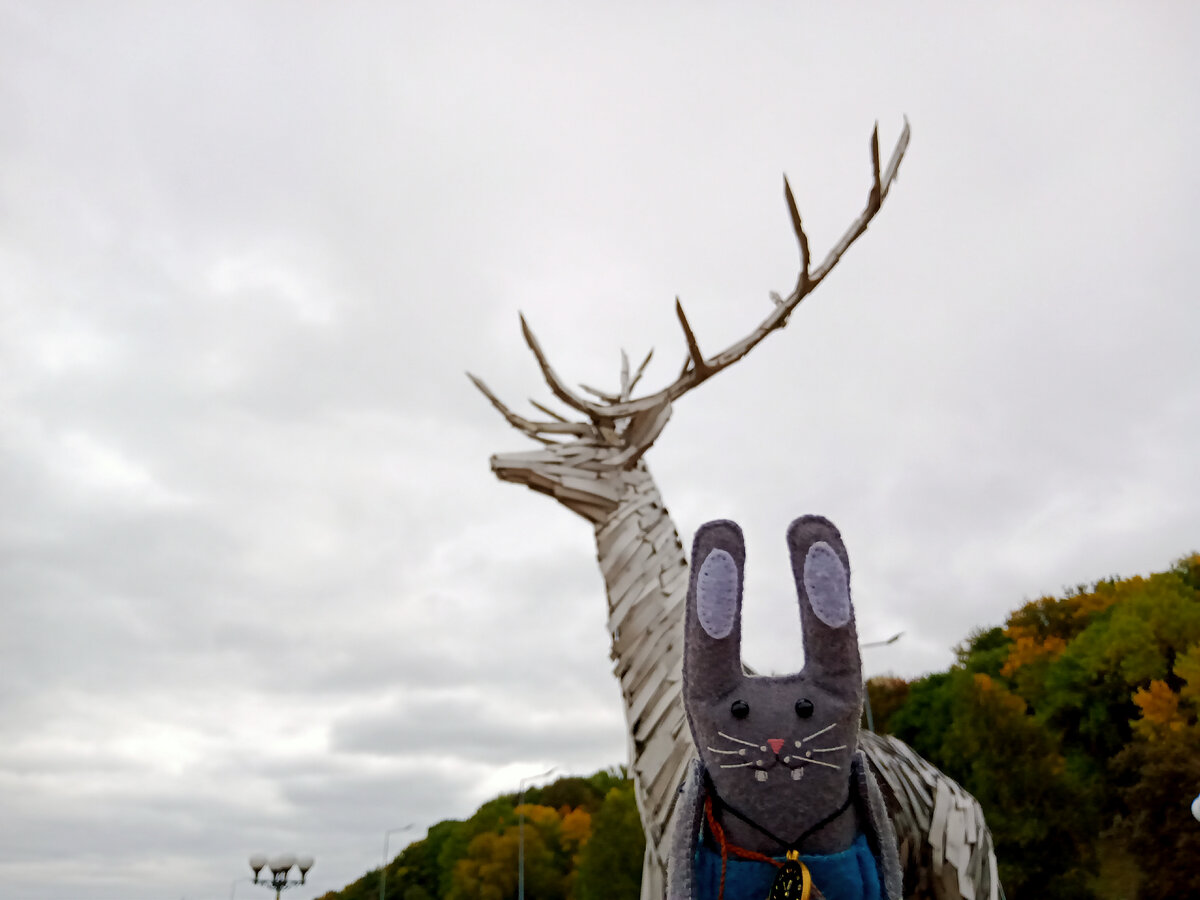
[470,119,910,431]
[466,373,603,444]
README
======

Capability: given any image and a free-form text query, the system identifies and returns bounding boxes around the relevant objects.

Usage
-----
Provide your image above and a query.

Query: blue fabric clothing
[694,832,882,900]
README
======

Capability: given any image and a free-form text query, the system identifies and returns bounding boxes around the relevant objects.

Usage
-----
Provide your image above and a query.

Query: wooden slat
[929,780,951,875]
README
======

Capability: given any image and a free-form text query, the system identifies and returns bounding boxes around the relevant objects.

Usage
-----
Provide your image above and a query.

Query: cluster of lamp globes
[248,853,315,886]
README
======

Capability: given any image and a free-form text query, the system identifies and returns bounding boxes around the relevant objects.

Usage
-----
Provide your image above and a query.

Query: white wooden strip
[929,779,951,875]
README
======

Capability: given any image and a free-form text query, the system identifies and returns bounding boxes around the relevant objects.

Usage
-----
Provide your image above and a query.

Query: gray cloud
[331,689,625,763]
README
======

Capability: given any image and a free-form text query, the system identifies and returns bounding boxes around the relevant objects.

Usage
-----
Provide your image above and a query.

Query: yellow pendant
[766,851,812,900]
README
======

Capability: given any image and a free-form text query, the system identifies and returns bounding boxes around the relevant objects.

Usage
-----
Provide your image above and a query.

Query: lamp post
[861,631,904,733]
[246,853,314,900]
[517,766,557,900]
[379,824,414,900]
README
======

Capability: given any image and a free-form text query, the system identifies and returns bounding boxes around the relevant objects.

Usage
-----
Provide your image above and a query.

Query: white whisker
[720,762,754,769]
[799,723,837,744]
[810,745,847,753]
[717,731,759,748]
[706,747,745,756]
[802,758,842,770]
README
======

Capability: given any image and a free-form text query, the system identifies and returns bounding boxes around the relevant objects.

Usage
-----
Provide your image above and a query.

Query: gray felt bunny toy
[667,515,902,900]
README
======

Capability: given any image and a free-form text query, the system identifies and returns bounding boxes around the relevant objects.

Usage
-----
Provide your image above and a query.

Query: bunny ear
[786,515,861,683]
[684,519,745,700]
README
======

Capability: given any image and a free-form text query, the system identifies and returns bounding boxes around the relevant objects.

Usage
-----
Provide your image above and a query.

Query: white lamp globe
[277,853,297,872]
[296,855,314,874]
[249,854,267,874]
[1192,793,1200,823]
[268,855,287,874]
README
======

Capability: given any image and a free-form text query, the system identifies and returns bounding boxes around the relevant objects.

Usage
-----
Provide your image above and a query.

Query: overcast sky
[2,3,1197,898]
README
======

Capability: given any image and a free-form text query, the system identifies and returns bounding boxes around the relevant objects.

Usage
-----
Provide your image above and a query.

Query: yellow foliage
[1000,576,1166,676]
[561,807,591,854]
[514,803,560,828]
[972,673,1027,715]
[1000,634,1068,676]
[1131,679,1184,740]
[450,831,520,900]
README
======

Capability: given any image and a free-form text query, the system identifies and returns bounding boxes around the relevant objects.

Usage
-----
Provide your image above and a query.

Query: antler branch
[518,314,606,417]
[467,373,598,443]
[472,119,911,432]
[625,348,653,398]
[784,176,810,293]
[674,298,708,376]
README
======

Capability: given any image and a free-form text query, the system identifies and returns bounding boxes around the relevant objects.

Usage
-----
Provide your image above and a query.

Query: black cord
[703,768,855,853]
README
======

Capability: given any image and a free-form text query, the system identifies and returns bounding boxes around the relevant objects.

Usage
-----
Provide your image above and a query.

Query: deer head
[470,122,911,523]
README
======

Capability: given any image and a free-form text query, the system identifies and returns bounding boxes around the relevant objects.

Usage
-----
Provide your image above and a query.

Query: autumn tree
[575,784,644,900]
[446,803,582,900]
[1109,561,1200,899]
[864,675,909,734]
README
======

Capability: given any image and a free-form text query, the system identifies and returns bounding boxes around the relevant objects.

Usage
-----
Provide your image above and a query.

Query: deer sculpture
[470,121,1000,900]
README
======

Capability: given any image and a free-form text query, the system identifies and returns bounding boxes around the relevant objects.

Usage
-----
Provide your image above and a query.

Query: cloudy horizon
[2,3,1197,898]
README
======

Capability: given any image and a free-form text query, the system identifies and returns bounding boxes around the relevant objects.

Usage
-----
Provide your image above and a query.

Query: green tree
[864,675,908,735]
[1110,612,1200,898]
[447,804,569,900]
[887,671,955,764]
[891,668,1099,895]
[575,785,644,900]
[524,776,604,814]
[946,673,1097,897]
[436,797,518,897]
[1036,565,1200,799]
[384,820,459,900]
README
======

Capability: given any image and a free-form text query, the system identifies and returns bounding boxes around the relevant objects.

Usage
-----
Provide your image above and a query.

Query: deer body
[474,122,999,900]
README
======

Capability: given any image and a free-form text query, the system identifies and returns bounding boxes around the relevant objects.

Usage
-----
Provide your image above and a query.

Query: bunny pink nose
[767,739,785,754]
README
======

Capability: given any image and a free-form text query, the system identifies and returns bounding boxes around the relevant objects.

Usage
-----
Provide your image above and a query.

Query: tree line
[320,552,1200,900]
[315,769,644,900]
[875,552,1200,898]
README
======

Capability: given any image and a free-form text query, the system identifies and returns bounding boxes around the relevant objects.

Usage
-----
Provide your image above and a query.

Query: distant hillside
[319,554,1200,900]
[875,552,1200,899]
[315,768,643,900]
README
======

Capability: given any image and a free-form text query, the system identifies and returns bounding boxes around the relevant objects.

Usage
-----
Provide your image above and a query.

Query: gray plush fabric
[667,752,902,900]
[667,515,902,900]
[667,759,704,900]
[852,751,903,900]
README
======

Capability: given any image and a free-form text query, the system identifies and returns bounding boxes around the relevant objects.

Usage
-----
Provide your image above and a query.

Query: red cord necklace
[703,794,814,900]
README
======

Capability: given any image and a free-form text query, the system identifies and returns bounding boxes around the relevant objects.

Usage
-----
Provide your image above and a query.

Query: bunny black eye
[794,699,814,718]
[730,700,750,719]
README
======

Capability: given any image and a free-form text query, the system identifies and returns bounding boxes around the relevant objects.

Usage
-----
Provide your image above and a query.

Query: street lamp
[517,766,557,900]
[861,631,904,733]
[380,824,415,900]
[246,852,314,900]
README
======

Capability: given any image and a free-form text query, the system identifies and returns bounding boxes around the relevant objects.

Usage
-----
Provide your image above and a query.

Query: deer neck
[593,461,688,629]
[590,460,693,849]
[491,443,693,848]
